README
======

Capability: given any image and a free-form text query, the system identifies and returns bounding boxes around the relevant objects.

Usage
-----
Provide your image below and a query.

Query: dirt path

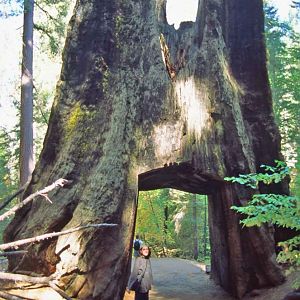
[124,257,234,300]
[123,258,298,300]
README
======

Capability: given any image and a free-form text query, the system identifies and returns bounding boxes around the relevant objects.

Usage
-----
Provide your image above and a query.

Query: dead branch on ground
[0,290,28,300]
[48,282,73,300]
[0,272,52,284]
[0,272,71,299]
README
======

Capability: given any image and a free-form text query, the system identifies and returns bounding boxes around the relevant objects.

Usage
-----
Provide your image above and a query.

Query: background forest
[0,0,299,264]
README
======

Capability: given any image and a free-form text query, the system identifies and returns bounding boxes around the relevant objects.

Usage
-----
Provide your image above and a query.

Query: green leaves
[231,194,299,229]
[227,161,298,230]
[227,161,299,282]
[136,190,209,260]
[34,0,71,56]
[264,2,300,196]
[277,235,300,288]
[0,128,17,199]
[224,160,290,189]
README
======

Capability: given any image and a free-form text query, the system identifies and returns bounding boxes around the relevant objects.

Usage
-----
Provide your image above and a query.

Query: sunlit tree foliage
[264,3,300,195]
[136,189,209,262]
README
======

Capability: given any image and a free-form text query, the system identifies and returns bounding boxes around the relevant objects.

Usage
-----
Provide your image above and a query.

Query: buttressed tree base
[3,0,288,299]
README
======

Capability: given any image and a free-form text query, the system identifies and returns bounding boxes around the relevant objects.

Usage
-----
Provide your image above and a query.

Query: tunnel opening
[129,162,233,298]
[135,188,210,263]
[131,189,214,299]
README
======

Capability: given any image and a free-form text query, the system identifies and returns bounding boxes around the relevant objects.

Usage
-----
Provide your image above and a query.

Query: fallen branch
[0,272,51,284]
[0,251,28,257]
[0,223,117,251]
[48,282,73,300]
[0,272,72,300]
[0,291,28,300]
[0,179,70,222]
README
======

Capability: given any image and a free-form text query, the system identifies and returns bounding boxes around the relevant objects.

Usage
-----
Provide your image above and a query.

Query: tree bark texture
[4,0,288,299]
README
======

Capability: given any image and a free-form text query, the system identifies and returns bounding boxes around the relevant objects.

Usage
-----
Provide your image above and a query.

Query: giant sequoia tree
[3,0,289,299]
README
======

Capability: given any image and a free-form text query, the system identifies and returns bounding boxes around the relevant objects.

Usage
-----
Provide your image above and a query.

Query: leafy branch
[225,161,299,287]
[231,194,299,229]
[224,160,290,189]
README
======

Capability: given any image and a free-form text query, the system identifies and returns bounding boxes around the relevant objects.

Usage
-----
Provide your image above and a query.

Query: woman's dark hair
[139,246,151,259]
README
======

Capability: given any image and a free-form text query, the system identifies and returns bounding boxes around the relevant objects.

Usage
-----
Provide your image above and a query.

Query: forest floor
[124,257,299,300]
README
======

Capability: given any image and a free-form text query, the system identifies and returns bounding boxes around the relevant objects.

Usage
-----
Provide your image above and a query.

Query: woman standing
[127,246,153,300]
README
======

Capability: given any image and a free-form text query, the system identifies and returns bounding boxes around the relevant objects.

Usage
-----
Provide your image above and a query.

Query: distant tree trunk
[202,196,208,258]
[3,0,288,299]
[163,205,168,248]
[20,0,34,187]
[192,194,199,260]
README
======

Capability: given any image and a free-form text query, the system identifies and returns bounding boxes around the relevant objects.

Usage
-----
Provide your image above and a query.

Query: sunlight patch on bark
[55,231,82,276]
[153,121,182,160]
[152,77,210,163]
[221,58,245,96]
[175,77,209,137]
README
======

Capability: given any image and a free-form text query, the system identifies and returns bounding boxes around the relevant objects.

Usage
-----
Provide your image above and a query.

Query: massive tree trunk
[4,0,288,299]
